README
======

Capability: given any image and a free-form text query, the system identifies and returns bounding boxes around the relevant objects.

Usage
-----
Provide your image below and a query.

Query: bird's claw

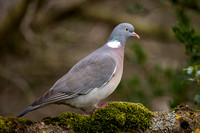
[92,102,109,114]
[97,102,109,108]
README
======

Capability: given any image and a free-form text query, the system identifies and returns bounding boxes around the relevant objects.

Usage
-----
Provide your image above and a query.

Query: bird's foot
[97,102,109,108]
[92,102,109,114]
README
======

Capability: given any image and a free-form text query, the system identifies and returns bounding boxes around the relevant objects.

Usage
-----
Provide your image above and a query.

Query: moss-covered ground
[43,101,154,132]
[0,116,34,132]
[0,102,154,132]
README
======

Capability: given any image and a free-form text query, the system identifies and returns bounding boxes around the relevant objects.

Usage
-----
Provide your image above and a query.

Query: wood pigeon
[16,23,140,117]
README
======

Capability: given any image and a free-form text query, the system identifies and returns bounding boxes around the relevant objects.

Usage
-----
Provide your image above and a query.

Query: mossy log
[0,102,200,133]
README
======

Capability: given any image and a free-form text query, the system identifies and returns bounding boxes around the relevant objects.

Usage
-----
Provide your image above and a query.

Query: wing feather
[31,49,116,106]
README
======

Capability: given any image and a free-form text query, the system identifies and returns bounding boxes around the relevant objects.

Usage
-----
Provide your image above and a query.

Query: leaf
[196,70,200,76]
[187,78,195,81]
[182,66,193,75]
[187,67,193,75]
[194,65,200,71]
[194,93,200,104]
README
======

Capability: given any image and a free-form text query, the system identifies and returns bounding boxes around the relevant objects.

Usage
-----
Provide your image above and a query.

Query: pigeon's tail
[16,106,39,117]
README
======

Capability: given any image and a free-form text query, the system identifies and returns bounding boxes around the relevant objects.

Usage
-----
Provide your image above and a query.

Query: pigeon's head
[109,23,140,44]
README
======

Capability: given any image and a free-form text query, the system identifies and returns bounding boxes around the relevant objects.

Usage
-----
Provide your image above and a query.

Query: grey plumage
[32,51,116,106]
[16,23,139,117]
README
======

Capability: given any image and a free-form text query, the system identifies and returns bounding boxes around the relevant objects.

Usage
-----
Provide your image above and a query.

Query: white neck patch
[106,40,121,48]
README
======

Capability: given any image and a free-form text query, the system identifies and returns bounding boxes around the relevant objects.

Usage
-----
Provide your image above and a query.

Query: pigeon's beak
[133,32,140,39]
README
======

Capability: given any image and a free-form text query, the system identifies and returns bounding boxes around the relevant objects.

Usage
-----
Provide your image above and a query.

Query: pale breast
[65,46,125,111]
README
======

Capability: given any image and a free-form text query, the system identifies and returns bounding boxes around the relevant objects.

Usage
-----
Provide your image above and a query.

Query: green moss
[43,112,89,131]
[43,101,154,132]
[0,116,34,132]
[171,104,197,112]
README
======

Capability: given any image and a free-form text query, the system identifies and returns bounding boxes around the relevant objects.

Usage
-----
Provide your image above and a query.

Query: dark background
[0,0,199,120]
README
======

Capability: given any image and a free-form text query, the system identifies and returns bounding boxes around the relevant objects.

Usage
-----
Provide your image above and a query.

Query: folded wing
[31,51,116,106]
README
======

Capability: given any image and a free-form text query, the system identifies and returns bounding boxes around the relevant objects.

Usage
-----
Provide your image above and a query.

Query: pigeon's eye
[125,28,128,31]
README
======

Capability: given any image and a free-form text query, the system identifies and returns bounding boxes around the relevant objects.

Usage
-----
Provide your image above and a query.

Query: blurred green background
[0,0,200,120]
